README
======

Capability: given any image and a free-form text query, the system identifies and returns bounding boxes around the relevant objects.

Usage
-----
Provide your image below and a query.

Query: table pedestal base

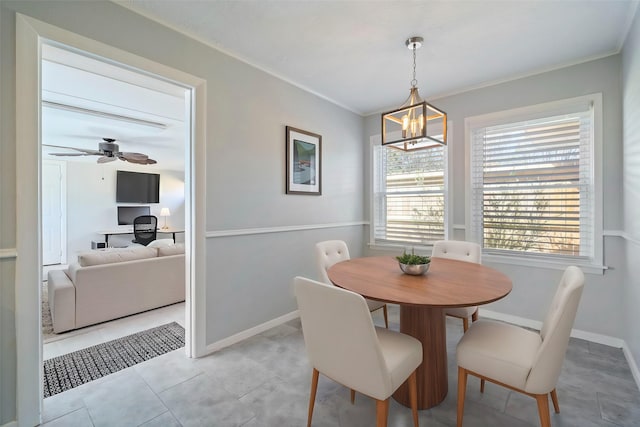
[393,306,448,410]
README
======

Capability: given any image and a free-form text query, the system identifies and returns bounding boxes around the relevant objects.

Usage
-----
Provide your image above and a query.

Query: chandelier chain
[411,45,418,88]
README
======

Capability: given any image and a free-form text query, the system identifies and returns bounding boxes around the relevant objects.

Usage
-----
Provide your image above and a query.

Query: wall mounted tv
[116,170,160,203]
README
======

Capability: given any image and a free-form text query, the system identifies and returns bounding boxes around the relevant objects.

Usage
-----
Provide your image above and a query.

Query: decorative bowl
[399,262,430,276]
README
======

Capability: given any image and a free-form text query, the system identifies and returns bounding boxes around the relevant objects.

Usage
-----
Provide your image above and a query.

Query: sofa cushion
[78,247,158,267]
[158,243,185,256]
[147,239,175,248]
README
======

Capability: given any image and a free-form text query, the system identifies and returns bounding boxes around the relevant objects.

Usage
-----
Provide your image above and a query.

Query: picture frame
[286,126,322,195]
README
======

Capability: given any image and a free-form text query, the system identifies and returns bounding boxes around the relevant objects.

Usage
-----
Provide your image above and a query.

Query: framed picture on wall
[286,126,322,195]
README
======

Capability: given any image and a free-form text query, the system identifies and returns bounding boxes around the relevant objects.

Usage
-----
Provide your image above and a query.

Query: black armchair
[132,215,157,246]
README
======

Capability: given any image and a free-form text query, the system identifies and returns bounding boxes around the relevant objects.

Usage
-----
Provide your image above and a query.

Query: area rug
[41,282,54,339]
[43,322,185,398]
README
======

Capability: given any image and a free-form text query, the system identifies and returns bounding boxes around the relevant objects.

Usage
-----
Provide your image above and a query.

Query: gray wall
[0,1,18,424]
[364,55,626,338]
[622,9,640,377]
[0,1,364,424]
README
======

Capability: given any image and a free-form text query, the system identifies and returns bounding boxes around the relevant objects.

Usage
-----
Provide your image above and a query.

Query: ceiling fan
[45,138,157,165]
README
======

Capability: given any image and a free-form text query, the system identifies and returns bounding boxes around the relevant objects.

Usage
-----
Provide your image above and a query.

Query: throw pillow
[147,239,175,248]
[158,243,185,256]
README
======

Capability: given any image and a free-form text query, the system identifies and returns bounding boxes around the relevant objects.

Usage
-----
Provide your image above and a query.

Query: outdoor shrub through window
[470,104,594,258]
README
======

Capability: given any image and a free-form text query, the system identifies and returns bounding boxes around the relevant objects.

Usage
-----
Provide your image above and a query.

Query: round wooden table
[327,255,512,410]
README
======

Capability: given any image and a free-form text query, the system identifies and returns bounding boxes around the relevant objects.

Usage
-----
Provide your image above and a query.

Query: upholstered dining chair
[315,240,389,328]
[294,276,422,427]
[132,215,157,246]
[456,266,585,427]
[431,240,482,331]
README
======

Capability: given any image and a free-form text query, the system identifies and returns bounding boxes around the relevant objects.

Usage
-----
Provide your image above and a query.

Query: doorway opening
[40,43,189,357]
[16,14,207,426]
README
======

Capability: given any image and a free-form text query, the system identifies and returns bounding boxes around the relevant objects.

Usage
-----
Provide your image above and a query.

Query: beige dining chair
[315,240,389,328]
[294,276,422,427]
[456,266,585,427]
[431,240,482,331]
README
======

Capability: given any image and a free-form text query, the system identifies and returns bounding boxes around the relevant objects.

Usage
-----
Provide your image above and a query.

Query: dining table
[327,255,512,410]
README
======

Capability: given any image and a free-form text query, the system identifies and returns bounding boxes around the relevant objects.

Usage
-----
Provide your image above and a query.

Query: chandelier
[381,36,447,151]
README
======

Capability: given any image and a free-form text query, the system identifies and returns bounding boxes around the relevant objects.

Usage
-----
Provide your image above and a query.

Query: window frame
[465,94,605,274]
[369,129,452,251]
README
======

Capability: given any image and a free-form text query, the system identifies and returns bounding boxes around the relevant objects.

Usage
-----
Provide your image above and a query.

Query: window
[372,143,447,246]
[468,95,601,265]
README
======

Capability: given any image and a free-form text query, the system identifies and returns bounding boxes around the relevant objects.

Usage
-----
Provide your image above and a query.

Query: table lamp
[160,207,171,230]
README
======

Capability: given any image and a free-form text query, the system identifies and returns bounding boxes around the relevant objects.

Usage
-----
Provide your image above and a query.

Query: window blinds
[470,110,593,257]
[373,145,446,245]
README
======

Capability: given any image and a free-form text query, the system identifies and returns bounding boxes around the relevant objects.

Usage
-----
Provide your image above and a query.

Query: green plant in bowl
[396,249,431,265]
[396,249,431,275]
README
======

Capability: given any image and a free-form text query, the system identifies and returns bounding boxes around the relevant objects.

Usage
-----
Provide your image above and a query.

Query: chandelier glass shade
[381,37,447,151]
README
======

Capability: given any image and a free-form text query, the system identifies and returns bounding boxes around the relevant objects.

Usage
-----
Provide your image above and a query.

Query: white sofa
[47,244,185,333]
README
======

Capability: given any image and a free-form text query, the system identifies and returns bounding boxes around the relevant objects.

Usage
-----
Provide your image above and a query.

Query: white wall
[364,55,626,339]
[622,9,640,376]
[63,161,185,258]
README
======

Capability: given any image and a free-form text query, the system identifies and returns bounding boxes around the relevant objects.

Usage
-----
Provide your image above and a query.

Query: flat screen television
[117,206,151,225]
[116,171,160,203]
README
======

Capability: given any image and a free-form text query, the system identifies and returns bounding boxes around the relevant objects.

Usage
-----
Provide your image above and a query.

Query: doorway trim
[16,14,207,426]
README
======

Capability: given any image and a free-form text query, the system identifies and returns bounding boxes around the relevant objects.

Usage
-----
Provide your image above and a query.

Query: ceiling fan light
[97,156,117,164]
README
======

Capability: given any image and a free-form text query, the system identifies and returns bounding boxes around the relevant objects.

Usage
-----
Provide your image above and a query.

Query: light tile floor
[43,302,185,359]
[41,306,640,426]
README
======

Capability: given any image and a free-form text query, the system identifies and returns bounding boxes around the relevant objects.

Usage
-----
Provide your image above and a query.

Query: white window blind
[373,145,446,245]
[470,108,594,258]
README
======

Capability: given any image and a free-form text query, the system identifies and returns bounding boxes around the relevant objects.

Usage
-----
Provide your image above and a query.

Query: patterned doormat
[43,322,185,398]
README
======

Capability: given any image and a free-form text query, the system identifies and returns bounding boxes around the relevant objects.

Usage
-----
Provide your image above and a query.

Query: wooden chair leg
[457,367,468,427]
[550,388,560,413]
[383,304,389,329]
[350,389,356,404]
[480,379,485,393]
[471,309,479,322]
[376,398,390,427]
[408,370,419,427]
[307,369,319,427]
[462,317,469,332]
[535,394,551,427]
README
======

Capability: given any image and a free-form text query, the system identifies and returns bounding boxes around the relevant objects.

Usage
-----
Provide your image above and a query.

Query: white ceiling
[121,0,639,115]
[42,45,188,171]
[43,1,638,169]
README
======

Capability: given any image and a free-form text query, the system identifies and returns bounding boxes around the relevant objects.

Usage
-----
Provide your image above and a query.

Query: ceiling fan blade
[123,156,155,165]
[123,158,144,164]
[97,156,117,164]
[119,152,149,161]
[43,144,102,155]
[49,152,94,157]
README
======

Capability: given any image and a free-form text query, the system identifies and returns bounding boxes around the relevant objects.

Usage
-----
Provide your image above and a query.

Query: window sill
[368,243,607,275]
[482,253,607,275]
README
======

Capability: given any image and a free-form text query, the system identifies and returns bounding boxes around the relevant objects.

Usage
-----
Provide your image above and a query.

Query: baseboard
[479,309,543,331]
[480,308,640,392]
[201,307,640,392]
[480,309,625,348]
[204,310,299,354]
[622,342,640,392]
[1,421,17,427]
